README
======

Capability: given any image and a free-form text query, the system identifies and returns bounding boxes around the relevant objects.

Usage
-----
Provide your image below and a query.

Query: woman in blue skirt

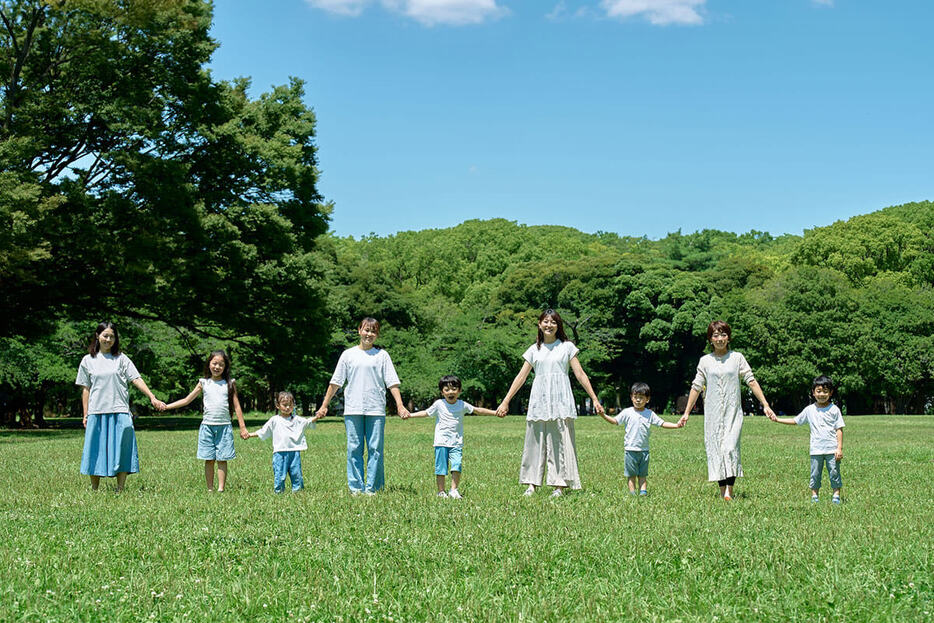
[76,322,166,491]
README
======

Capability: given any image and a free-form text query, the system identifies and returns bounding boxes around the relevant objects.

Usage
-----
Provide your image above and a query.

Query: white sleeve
[737,353,755,385]
[522,345,536,366]
[834,408,845,430]
[75,357,91,387]
[566,341,580,360]
[463,402,475,414]
[690,359,706,392]
[794,407,809,426]
[122,355,141,383]
[255,418,274,441]
[650,412,666,427]
[329,351,349,387]
[382,351,401,388]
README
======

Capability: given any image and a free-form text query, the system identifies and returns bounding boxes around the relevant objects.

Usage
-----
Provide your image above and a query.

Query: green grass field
[1,415,931,622]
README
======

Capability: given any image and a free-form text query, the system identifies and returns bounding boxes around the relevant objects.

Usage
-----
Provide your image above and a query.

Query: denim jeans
[810,454,842,490]
[344,415,385,493]
[272,451,304,493]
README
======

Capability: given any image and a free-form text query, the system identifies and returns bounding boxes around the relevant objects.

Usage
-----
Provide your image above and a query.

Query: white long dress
[691,350,755,482]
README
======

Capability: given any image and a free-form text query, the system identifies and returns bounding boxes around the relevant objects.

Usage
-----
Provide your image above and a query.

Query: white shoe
[437,491,449,498]
[523,485,536,497]
[551,488,563,497]
[448,488,462,499]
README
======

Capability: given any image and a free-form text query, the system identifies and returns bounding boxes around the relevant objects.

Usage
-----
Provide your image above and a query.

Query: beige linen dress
[691,350,755,482]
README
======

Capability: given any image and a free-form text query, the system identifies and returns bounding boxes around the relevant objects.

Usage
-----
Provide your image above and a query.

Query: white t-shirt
[75,353,141,415]
[200,378,231,425]
[522,340,580,421]
[329,347,401,416]
[427,399,474,448]
[615,407,666,451]
[794,403,845,455]
[255,414,316,452]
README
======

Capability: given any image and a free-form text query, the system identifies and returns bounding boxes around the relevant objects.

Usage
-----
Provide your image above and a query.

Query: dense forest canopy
[1,2,932,424]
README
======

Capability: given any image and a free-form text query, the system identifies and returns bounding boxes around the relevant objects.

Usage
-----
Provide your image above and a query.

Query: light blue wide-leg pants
[344,415,386,493]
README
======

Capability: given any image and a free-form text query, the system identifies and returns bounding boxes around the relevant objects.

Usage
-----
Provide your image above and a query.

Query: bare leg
[719,484,727,498]
[811,488,820,497]
[205,460,216,491]
[216,461,228,492]
[628,477,638,493]
[436,474,446,494]
[724,484,733,499]
[639,477,647,493]
[451,471,461,491]
[115,472,127,492]
[90,476,101,490]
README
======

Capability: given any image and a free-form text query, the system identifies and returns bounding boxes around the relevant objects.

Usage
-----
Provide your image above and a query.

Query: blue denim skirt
[80,413,140,476]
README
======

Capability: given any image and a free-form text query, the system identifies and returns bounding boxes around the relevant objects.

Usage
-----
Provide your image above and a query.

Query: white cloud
[306,0,506,25]
[600,0,706,25]
[305,0,371,17]
[386,0,507,26]
[546,1,567,21]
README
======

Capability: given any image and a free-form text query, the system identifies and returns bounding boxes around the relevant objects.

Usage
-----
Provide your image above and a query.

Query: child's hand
[495,402,509,417]
[314,406,328,419]
[593,400,605,416]
[677,419,685,428]
[677,414,689,427]
[767,412,778,422]
[239,427,250,440]
[398,406,411,419]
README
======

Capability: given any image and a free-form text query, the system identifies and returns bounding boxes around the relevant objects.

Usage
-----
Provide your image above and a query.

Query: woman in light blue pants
[316,318,409,494]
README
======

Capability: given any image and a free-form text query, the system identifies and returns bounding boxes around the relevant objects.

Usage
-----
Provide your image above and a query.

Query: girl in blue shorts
[165,350,247,492]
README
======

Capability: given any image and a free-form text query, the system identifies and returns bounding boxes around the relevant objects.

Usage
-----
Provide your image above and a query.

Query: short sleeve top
[427,399,474,448]
[329,347,401,416]
[75,353,141,415]
[794,403,845,454]
[522,340,579,374]
[615,407,666,451]
[199,378,231,425]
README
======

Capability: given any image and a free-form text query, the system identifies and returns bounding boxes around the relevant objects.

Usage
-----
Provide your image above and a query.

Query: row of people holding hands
[77,314,844,502]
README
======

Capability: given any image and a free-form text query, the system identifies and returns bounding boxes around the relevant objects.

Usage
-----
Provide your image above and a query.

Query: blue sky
[209,1,933,240]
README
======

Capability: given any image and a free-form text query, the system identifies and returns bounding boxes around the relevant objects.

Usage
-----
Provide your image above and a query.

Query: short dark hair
[706,320,731,341]
[630,382,651,397]
[439,375,462,392]
[812,375,835,395]
[88,322,120,357]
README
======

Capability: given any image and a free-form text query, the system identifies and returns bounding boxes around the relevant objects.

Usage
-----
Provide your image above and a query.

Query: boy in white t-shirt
[770,375,845,503]
[402,375,500,498]
[598,382,683,495]
[249,391,320,493]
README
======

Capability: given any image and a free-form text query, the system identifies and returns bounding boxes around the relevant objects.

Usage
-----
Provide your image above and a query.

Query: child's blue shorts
[624,450,650,477]
[434,446,463,475]
[197,423,236,461]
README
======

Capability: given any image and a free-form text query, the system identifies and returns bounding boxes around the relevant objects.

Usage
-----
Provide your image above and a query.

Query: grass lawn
[1,414,931,622]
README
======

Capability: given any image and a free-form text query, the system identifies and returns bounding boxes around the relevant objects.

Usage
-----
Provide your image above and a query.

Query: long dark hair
[203,349,236,411]
[88,322,120,357]
[536,309,569,349]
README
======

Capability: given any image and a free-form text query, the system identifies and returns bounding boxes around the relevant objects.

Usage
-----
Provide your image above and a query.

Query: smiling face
[98,328,116,353]
[538,315,559,342]
[208,355,226,380]
[358,322,379,349]
[277,395,294,417]
[813,385,833,406]
[441,384,461,403]
[709,330,730,354]
[631,392,650,411]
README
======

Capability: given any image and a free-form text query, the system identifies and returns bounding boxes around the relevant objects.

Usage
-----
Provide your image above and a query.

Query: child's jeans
[273,451,304,493]
[809,454,842,490]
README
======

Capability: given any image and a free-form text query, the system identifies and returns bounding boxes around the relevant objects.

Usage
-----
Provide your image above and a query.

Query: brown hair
[706,320,732,341]
[88,322,121,357]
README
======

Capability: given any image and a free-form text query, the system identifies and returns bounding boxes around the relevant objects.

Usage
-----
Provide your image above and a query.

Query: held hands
[314,406,328,420]
[763,405,776,420]
[239,427,250,440]
[593,400,605,416]
[397,406,411,419]
[495,402,509,418]
[150,397,167,411]
[677,414,690,427]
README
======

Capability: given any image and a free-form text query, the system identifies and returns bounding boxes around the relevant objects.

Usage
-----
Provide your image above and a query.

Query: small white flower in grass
[176,594,183,599]
[890,594,895,598]
[909,582,915,588]
[263,604,268,608]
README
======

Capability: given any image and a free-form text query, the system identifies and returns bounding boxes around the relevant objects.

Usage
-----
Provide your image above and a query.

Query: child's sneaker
[639,490,648,497]
[811,495,819,503]
[523,485,536,496]
[723,494,732,501]
[550,488,563,497]
[437,491,449,498]
[832,495,841,504]
[448,488,462,499]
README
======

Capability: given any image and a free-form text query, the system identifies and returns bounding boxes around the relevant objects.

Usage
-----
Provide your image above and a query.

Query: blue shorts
[197,423,236,461]
[434,446,463,475]
[624,450,650,478]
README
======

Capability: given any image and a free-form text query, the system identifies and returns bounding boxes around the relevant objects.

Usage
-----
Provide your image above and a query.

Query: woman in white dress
[678,320,775,500]
[496,309,604,497]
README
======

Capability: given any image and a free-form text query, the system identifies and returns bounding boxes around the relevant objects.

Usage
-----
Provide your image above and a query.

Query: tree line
[1,1,932,425]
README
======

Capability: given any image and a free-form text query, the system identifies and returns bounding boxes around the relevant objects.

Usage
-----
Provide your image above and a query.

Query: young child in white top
[402,375,500,498]
[769,375,845,503]
[598,382,682,495]
[249,391,320,493]
[165,350,247,492]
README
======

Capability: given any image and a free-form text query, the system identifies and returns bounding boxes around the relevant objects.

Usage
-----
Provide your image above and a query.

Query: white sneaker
[448,488,462,499]
[523,485,536,496]
[437,491,449,498]
[551,488,563,497]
